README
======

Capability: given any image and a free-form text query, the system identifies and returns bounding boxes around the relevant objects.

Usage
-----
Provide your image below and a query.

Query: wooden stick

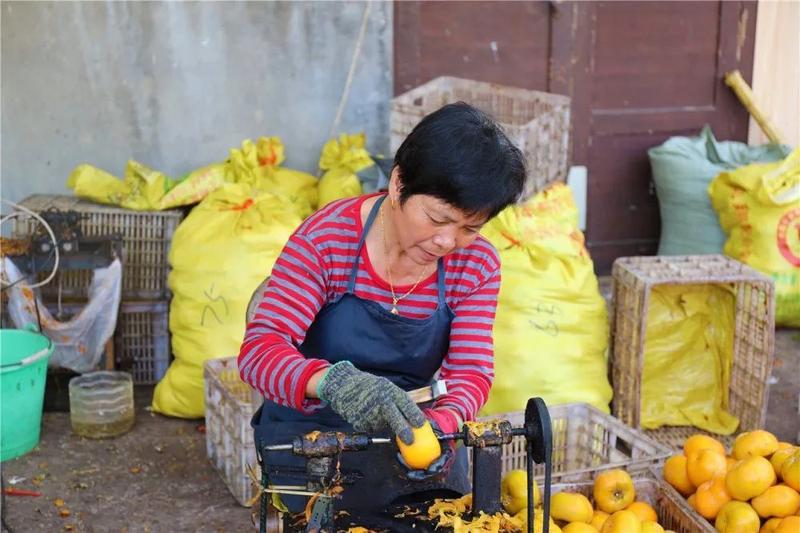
[407,386,434,404]
[104,338,115,370]
[407,379,447,404]
[724,69,786,144]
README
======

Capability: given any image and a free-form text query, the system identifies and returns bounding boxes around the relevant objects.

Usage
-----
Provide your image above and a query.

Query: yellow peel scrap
[428,493,473,519]
[394,505,422,518]
[427,494,519,532]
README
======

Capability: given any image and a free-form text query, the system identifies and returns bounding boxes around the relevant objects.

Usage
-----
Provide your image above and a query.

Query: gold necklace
[379,199,429,315]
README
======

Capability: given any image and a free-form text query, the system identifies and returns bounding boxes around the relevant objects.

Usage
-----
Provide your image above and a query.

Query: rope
[326,0,372,145]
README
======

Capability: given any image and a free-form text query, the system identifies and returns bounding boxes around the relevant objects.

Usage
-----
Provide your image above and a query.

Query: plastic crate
[391,76,571,200]
[204,356,260,507]
[472,403,672,483]
[553,470,713,533]
[199,375,671,507]
[42,299,170,384]
[114,300,170,384]
[610,255,775,449]
[11,195,182,300]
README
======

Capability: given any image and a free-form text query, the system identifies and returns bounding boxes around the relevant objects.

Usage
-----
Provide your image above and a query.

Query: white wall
[748,0,799,147]
[1,1,393,204]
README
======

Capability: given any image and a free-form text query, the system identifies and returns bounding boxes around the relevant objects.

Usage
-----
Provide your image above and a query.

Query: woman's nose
[432,232,456,251]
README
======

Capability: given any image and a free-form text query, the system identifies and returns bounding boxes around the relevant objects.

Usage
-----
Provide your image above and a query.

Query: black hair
[393,102,526,220]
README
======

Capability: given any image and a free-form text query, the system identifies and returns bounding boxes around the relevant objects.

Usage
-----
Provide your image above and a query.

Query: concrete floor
[1,386,251,532]
[766,328,800,444]
[1,332,798,532]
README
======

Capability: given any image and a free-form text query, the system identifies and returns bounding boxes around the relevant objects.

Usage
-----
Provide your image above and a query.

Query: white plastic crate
[204,356,260,507]
[473,403,672,483]
[115,300,170,384]
[11,194,182,300]
[202,366,671,506]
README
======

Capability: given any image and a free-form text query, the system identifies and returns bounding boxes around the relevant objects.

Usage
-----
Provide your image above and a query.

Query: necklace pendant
[391,305,399,315]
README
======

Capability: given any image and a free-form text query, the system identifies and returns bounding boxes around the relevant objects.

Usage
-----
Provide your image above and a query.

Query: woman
[238,102,526,513]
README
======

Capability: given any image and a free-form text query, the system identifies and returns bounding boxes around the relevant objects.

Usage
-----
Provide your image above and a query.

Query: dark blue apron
[252,196,470,512]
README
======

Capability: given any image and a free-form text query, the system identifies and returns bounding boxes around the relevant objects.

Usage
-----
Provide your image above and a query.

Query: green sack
[648,126,789,255]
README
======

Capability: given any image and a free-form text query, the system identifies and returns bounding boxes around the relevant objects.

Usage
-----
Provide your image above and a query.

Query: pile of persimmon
[662,431,800,533]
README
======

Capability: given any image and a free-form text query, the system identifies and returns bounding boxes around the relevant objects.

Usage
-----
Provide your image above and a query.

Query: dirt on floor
[766,328,800,444]
[1,386,252,532]
[2,332,798,532]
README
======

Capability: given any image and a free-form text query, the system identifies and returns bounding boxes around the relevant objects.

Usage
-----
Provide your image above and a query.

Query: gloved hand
[397,419,456,481]
[317,361,426,444]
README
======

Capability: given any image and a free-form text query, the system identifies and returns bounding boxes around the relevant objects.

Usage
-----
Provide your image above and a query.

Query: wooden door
[394,2,552,95]
[551,1,757,270]
[394,1,758,272]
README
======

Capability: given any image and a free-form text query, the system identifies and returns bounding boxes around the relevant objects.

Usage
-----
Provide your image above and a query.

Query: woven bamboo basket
[610,255,775,450]
[552,470,713,533]
[472,403,672,483]
[391,76,571,200]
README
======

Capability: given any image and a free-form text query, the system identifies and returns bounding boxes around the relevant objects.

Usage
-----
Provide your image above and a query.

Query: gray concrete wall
[1,1,392,204]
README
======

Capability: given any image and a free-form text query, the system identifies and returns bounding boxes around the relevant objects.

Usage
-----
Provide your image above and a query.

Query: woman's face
[388,173,488,265]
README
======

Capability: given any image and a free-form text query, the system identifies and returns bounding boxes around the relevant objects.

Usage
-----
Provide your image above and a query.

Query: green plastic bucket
[1,326,53,462]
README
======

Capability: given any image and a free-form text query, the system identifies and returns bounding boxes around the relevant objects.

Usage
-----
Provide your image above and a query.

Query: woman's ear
[389,167,403,207]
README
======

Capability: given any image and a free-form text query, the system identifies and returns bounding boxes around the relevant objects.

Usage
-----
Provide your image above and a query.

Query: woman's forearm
[305,368,328,399]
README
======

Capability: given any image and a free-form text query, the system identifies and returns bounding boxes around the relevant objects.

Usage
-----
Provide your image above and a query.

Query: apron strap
[347,195,386,293]
[348,196,447,308]
[436,257,446,307]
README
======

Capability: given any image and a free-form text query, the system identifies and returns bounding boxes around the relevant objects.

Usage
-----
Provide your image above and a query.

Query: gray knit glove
[317,361,426,445]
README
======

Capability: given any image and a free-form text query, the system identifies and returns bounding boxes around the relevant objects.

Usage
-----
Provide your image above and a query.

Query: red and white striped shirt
[238,194,501,433]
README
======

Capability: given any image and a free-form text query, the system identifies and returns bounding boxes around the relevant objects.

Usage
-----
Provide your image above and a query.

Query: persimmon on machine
[258,397,554,533]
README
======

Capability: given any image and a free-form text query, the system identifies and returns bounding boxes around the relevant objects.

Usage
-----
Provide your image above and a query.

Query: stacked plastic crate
[12,195,182,384]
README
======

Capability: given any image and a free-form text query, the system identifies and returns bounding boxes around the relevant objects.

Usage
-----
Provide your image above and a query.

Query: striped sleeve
[430,241,501,433]
[237,232,332,413]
